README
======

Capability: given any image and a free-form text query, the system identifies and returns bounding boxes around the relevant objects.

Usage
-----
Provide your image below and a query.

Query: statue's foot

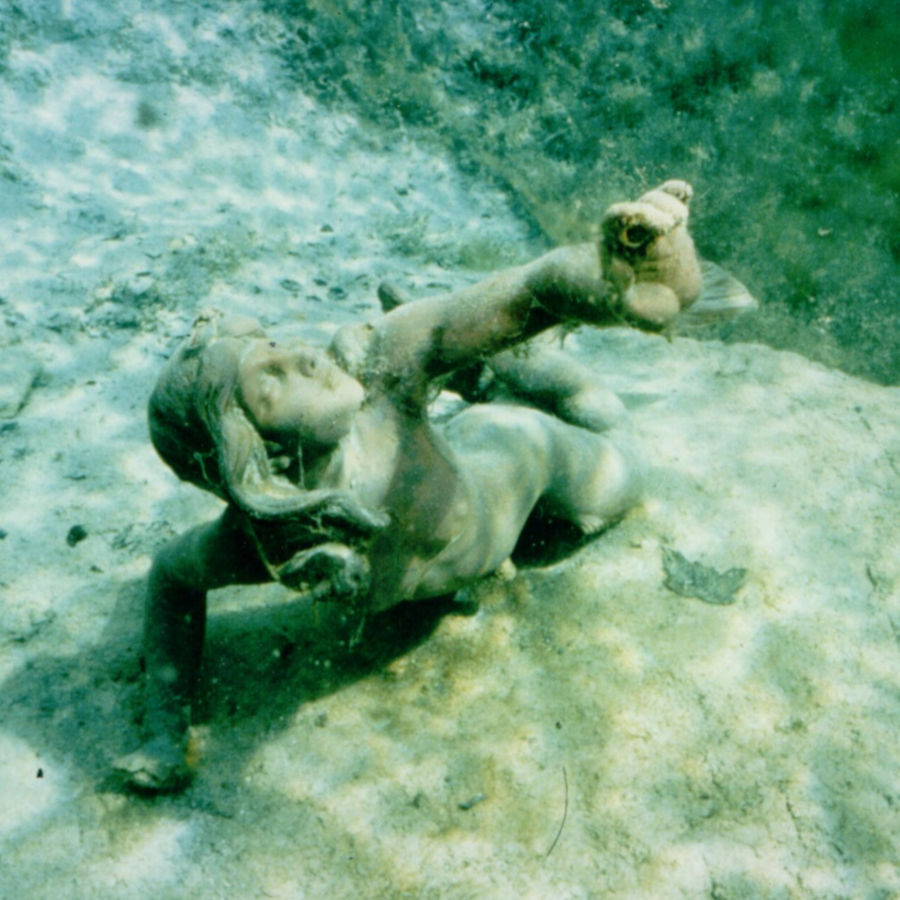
[657,179,693,206]
[113,736,194,794]
[603,196,685,253]
[602,179,694,253]
[600,179,702,326]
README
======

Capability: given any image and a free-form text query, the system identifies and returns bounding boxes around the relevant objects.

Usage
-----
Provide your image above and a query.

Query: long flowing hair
[149,311,270,505]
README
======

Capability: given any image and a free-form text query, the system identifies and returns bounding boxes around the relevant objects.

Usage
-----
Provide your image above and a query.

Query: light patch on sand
[134,12,189,58]
[262,184,311,214]
[739,497,801,567]
[650,842,712,894]
[170,84,219,129]
[75,78,138,136]
[801,862,859,898]
[607,636,651,677]
[98,817,192,890]
[117,443,176,492]
[107,337,164,374]
[0,735,61,837]
[69,249,104,268]
[27,385,133,443]
[703,838,800,895]
[730,691,790,738]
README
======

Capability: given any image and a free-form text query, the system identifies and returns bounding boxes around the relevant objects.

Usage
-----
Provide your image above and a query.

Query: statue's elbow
[148,536,207,595]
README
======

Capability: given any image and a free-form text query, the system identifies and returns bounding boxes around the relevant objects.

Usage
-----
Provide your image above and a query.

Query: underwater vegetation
[266,0,900,382]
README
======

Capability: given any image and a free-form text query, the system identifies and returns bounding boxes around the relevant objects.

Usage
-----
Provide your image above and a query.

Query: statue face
[237,339,364,448]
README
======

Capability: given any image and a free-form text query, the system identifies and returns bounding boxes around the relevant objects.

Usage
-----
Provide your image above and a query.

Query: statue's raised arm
[336,179,702,394]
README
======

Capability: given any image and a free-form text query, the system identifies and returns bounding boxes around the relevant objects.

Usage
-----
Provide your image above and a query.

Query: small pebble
[458,793,487,811]
[66,524,88,547]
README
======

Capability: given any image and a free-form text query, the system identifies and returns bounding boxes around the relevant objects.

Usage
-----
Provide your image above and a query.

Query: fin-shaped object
[680,259,759,322]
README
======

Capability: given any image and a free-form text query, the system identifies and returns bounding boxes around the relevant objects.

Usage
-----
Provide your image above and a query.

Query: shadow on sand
[0,576,458,799]
[1,514,590,810]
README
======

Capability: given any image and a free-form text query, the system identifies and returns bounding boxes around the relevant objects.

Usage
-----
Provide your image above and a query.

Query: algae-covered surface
[1,2,899,898]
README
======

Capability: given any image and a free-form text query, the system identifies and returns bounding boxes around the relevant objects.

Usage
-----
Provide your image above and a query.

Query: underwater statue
[115,180,711,792]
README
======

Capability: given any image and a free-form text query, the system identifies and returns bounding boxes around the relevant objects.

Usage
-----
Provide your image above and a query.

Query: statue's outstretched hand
[600,179,703,328]
[277,542,371,602]
[317,493,390,537]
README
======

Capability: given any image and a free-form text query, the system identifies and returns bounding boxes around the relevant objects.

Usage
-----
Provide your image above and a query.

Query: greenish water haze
[1,2,899,894]
[265,0,900,383]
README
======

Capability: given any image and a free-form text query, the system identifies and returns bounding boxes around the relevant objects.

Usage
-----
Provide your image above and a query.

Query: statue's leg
[487,337,628,433]
[542,414,644,535]
[429,406,642,603]
[115,505,269,792]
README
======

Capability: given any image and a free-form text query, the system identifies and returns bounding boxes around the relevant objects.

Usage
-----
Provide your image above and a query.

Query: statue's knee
[597,436,645,516]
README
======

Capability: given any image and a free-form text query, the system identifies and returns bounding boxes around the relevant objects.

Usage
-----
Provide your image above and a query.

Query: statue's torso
[316,395,474,609]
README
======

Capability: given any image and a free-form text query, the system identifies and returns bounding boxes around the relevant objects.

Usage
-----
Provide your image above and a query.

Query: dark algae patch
[266,0,900,384]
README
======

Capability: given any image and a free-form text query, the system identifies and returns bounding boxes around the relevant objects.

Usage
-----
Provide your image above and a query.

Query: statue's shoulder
[329,321,375,381]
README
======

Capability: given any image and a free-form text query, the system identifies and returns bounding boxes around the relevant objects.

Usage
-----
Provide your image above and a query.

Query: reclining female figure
[116,180,703,791]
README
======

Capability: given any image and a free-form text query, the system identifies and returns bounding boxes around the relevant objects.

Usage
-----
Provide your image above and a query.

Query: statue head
[148,310,292,516]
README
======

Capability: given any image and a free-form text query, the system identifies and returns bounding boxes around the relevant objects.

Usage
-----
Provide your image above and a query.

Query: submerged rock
[661,546,746,605]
